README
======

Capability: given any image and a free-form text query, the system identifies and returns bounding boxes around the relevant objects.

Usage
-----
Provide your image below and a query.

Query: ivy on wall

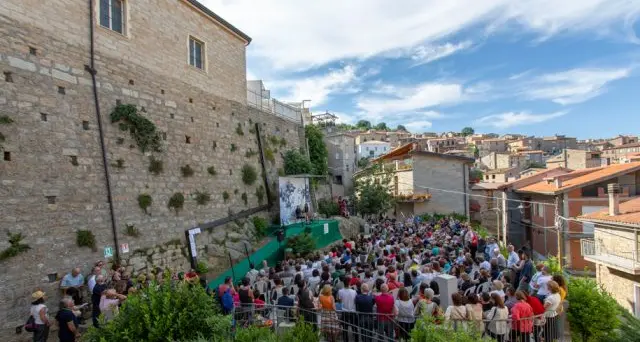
[168,193,185,214]
[194,190,211,205]
[148,156,163,175]
[180,164,195,177]
[76,230,97,251]
[110,104,162,152]
[241,164,257,185]
[207,166,217,176]
[0,232,30,261]
[138,194,152,214]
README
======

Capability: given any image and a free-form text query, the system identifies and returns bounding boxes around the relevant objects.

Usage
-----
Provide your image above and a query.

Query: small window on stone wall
[162,132,167,140]
[46,196,56,204]
[216,122,219,128]
[170,113,174,119]
[116,99,121,105]
[82,121,90,130]
[185,136,191,144]
[128,79,134,85]
[229,169,232,175]
[70,156,78,166]
[190,117,194,122]
[40,113,48,122]
[4,72,13,83]
[29,46,37,55]
[212,141,217,150]
[58,86,65,94]
[3,151,11,161]
[189,98,193,103]
[161,89,165,94]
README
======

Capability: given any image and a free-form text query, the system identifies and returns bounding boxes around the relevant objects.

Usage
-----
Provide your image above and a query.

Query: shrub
[112,158,125,169]
[245,149,258,158]
[110,104,162,152]
[181,164,194,177]
[222,191,230,203]
[207,166,217,176]
[567,277,620,342]
[83,280,221,341]
[318,198,340,217]
[137,193,152,214]
[241,164,258,185]
[252,216,269,238]
[241,192,248,205]
[236,123,244,136]
[235,326,278,342]
[194,190,211,206]
[286,232,315,257]
[148,156,163,175]
[281,321,319,342]
[283,149,313,175]
[230,144,237,152]
[123,224,140,238]
[168,193,185,214]
[76,230,97,251]
[411,315,491,342]
[195,261,209,275]
[255,185,265,205]
[0,232,30,261]
[264,147,275,164]
[542,255,563,275]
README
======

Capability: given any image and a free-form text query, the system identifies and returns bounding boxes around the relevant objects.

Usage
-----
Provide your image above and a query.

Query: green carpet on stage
[207,219,341,290]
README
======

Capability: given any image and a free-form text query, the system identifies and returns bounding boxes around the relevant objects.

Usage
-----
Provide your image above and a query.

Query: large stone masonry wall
[0,13,301,339]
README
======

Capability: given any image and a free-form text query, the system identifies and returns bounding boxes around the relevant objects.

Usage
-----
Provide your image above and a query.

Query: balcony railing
[581,238,640,275]
[247,88,302,124]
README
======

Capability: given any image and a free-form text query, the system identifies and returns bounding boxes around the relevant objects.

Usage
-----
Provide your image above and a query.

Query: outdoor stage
[207,219,341,290]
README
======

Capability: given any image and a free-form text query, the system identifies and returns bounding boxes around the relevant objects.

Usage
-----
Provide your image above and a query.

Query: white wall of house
[357,141,391,159]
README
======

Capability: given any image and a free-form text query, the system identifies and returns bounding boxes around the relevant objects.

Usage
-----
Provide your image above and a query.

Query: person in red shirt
[511,291,534,341]
[374,284,397,340]
[524,289,545,340]
[386,274,404,291]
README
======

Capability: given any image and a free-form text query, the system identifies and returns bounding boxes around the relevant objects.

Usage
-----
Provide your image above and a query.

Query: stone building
[0,0,304,337]
[324,131,357,196]
[546,149,603,170]
[579,193,640,316]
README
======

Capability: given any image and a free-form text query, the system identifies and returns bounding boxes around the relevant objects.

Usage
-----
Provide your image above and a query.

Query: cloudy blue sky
[202,0,640,139]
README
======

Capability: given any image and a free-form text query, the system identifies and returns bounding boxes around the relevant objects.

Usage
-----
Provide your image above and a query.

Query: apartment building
[426,137,465,154]
[354,130,387,145]
[603,143,640,164]
[357,140,391,159]
[325,132,357,196]
[579,194,640,316]
[479,152,528,171]
[478,138,508,156]
[540,135,578,153]
[546,149,603,170]
[609,135,638,147]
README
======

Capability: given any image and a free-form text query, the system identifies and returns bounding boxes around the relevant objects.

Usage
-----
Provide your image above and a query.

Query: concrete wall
[0,4,301,337]
[412,154,469,216]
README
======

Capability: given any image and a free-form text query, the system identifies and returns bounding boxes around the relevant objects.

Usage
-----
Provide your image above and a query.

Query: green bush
[194,190,211,206]
[241,192,248,206]
[542,255,563,275]
[138,193,152,214]
[264,147,275,164]
[76,230,97,251]
[241,164,258,185]
[124,224,140,238]
[168,193,185,214]
[196,261,209,275]
[286,232,315,257]
[252,216,269,238]
[148,156,163,175]
[181,164,195,177]
[83,280,221,342]
[0,232,30,261]
[207,166,217,176]
[411,315,491,342]
[235,326,278,342]
[283,149,313,175]
[110,104,162,152]
[222,191,230,203]
[318,198,340,217]
[281,320,319,342]
[567,277,620,342]
[602,307,640,342]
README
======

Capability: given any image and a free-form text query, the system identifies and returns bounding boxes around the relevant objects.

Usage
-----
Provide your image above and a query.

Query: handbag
[482,307,498,338]
[24,315,37,332]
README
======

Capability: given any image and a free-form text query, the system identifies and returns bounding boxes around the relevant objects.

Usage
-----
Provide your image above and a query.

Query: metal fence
[231,303,568,341]
[247,88,302,124]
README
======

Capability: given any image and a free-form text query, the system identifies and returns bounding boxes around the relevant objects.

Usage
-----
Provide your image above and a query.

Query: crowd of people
[225,214,568,341]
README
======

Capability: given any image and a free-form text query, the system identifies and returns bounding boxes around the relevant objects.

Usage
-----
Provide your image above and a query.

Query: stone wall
[0,9,301,339]
[596,264,640,315]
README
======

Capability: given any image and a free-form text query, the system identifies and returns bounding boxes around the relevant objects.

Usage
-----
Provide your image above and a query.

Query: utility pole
[555,196,563,269]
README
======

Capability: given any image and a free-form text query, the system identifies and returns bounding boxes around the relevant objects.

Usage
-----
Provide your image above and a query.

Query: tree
[411,315,492,342]
[357,157,370,169]
[374,122,388,130]
[354,165,394,217]
[567,277,620,342]
[461,127,475,136]
[336,123,356,131]
[396,124,407,131]
[305,124,328,175]
[283,150,313,175]
[356,120,372,130]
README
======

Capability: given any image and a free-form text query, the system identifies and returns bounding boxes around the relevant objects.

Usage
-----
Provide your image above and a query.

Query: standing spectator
[337,279,358,342]
[319,285,340,342]
[517,251,533,292]
[87,266,101,293]
[490,280,505,300]
[486,293,509,342]
[510,291,534,341]
[276,287,295,319]
[55,297,80,342]
[355,283,375,341]
[444,292,467,331]
[395,288,415,340]
[99,289,126,322]
[374,284,397,341]
[30,291,50,342]
[91,275,107,327]
[414,288,439,318]
[533,266,552,302]
[504,285,518,310]
[523,288,546,342]
[465,293,483,332]
[543,281,562,342]
[297,280,317,330]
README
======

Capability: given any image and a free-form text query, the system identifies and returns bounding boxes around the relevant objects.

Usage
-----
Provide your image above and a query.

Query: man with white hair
[60,267,85,305]
[91,275,107,327]
[493,248,506,269]
[56,297,80,342]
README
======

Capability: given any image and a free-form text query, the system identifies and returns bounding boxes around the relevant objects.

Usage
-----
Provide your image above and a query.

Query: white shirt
[480,261,491,271]
[395,299,416,323]
[507,251,520,268]
[536,275,553,296]
[30,304,48,325]
[544,293,561,317]
[337,288,357,312]
[88,275,97,293]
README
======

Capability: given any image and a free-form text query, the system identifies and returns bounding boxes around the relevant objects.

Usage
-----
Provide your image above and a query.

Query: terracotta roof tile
[579,197,640,225]
[517,162,640,194]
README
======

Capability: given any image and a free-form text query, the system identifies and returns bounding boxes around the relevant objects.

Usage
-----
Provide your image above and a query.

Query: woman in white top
[395,288,415,340]
[490,279,506,300]
[30,291,50,342]
[444,293,468,331]
[486,293,509,342]
[543,281,562,342]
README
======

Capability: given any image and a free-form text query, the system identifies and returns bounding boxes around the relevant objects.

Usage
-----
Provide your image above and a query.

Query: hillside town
[1,0,640,341]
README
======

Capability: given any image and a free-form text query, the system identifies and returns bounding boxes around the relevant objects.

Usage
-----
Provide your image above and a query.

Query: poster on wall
[279,176,311,226]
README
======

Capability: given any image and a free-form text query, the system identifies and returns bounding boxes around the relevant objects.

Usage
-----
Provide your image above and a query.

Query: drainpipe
[88,0,120,260]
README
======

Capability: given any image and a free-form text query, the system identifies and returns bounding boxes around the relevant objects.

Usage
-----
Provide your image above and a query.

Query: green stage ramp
[207,219,341,290]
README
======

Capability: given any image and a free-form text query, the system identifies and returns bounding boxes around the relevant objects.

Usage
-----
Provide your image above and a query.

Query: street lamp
[480,208,502,243]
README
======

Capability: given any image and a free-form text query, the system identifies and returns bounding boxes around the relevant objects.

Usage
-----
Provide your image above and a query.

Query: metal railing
[230,303,568,341]
[582,234,640,272]
[247,88,302,124]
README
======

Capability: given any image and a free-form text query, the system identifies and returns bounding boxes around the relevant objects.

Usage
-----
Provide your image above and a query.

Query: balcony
[395,192,431,203]
[581,238,640,275]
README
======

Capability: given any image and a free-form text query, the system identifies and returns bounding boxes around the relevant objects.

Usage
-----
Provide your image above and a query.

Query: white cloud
[201,0,640,70]
[523,67,631,105]
[269,65,358,106]
[412,41,473,66]
[404,120,434,132]
[476,111,567,128]
[357,83,463,118]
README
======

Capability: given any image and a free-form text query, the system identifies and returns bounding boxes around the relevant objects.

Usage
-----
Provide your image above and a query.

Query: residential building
[503,163,640,272]
[479,152,528,171]
[578,194,640,316]
[621,153,640,164]
[546,149,603,170]
[357,140,391,159]
[354,143,473,217]
[470,182,502,237]
[517,150,545,166]
[386,130,413,147]
[483,168,519,183]
[507,137,543,153]
[465,133,493,144]
[502,134,527,140]
[444,149,475,159]
[520,168,547,178]
[478,138,508,156]
[426,137,465,154]
[325,132,357,196]
[354,130,387,145]
[609,135,639,147]
[540,135,577,153]
[603,143,640,164]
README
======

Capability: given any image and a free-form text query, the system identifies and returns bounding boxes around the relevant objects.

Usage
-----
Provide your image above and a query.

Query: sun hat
[31,291,45,300]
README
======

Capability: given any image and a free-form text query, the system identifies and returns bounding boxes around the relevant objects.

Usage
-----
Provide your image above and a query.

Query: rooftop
[485,168,516,175]
[186,0,251,44]
[578,197,640,226]
[517,162,640,195]
[360,140,389,145]
[604,142,640,151]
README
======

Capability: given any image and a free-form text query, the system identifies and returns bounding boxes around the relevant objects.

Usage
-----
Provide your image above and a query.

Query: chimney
[608,183,621,216]
[554,177,563,188]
